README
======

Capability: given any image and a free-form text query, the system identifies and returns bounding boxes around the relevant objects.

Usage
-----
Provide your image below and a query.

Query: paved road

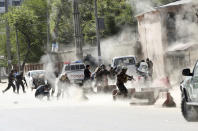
[0,103,198,131]
[0,81,197,131]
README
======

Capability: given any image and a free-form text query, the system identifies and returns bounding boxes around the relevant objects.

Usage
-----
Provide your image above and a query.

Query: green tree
[50,0,73,44]
[1,0,49,70]
[5,6,39,69]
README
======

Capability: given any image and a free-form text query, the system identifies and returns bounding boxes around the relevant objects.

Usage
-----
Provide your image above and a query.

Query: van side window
[76,65,80,70]
[65,65,70,71]
[129,58,135,64]
[80,64,85,69]
[71,65,75,70]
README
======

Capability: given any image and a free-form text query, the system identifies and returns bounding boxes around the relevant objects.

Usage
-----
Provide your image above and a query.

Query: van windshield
[114,57,135,67]
[31,71,45,78]
[65,64,85,71]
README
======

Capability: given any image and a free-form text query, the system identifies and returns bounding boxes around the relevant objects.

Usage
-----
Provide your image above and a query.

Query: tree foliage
[2,0,48,68]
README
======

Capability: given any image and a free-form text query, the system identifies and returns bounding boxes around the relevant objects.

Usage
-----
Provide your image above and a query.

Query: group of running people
[2,69,27,94]
[1,57,153,99]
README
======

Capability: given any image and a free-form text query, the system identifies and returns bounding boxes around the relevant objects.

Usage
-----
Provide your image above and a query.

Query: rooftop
[167,42,197,52]
[158,0,192,8]
[136,0,193,17]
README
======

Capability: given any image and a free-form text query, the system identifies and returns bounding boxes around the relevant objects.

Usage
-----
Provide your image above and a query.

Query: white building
[0,0,21,14]
[136,0,198,79]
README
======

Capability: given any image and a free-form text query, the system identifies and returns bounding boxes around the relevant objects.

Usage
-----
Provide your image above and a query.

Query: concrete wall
[56,43,135,65]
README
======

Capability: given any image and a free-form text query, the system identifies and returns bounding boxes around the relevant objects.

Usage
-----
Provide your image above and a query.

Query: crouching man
[35,83,51,100]
[57,73,70,99]
[116,67,134,97]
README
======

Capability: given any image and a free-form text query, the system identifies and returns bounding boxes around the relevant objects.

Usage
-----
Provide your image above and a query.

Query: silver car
[180,61,198,121]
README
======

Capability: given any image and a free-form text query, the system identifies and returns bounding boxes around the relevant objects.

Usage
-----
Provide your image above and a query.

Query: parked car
[180,61,198,121]
[61,61,85,84]
[25,70,45,89]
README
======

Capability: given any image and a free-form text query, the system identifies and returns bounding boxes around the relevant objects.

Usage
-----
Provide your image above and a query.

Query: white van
[25,70,45,89]
[61,62,85,84]
[111,55,137,76]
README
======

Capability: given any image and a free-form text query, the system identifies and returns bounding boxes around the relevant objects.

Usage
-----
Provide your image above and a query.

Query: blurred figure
[2,70,16,93]
[109,66,117,80]
[84,65,91,82]
[16,71,27,94]
[57,73,70,99]
[54,70,59,78]
[146,58,153,78]
[35,83,51,100]
[116,67,134,97]
[136,60,145,69]
[99,64,110,87]
[94,66,102,87]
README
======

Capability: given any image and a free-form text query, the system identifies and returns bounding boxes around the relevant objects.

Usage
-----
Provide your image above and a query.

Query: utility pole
[46,0,50,53]
[16,28,20,71]
[0,67,1,83]
[94,0,101,65]
[73,0,83,60]
[5,0,12,72]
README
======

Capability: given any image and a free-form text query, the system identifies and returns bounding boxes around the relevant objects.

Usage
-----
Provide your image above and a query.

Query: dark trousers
[117,84,128,96]
[16,81,25,93]
[35,92,50,100]
[4,82,16,93]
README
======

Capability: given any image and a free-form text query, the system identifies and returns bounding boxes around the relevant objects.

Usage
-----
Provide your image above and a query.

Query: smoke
[99,27,137,64]
[40,54,57,88]
[175,3,198,43]
[127,0,156,15]
[167,2,198,80]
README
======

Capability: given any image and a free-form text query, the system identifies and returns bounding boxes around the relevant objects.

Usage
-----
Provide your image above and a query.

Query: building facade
[136,0,198,79]
[0,0,21,14]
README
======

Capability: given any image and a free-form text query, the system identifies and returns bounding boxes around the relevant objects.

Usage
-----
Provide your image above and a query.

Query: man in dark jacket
[16,71,27,94]
[2,70,16,93]
[84,65,91,82]
[35,83,51,100]
[116,67,134,97]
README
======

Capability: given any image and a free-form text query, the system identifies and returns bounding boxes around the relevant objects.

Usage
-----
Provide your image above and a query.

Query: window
[114,57,136,66]
[76,65,80,70]
[166,12,176,44]
[193,62,198,77]
[0,2,4,7]
[71,65,75,70]
[12,1,21,6]
[65,65,70,71]
[80,64,85,69]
